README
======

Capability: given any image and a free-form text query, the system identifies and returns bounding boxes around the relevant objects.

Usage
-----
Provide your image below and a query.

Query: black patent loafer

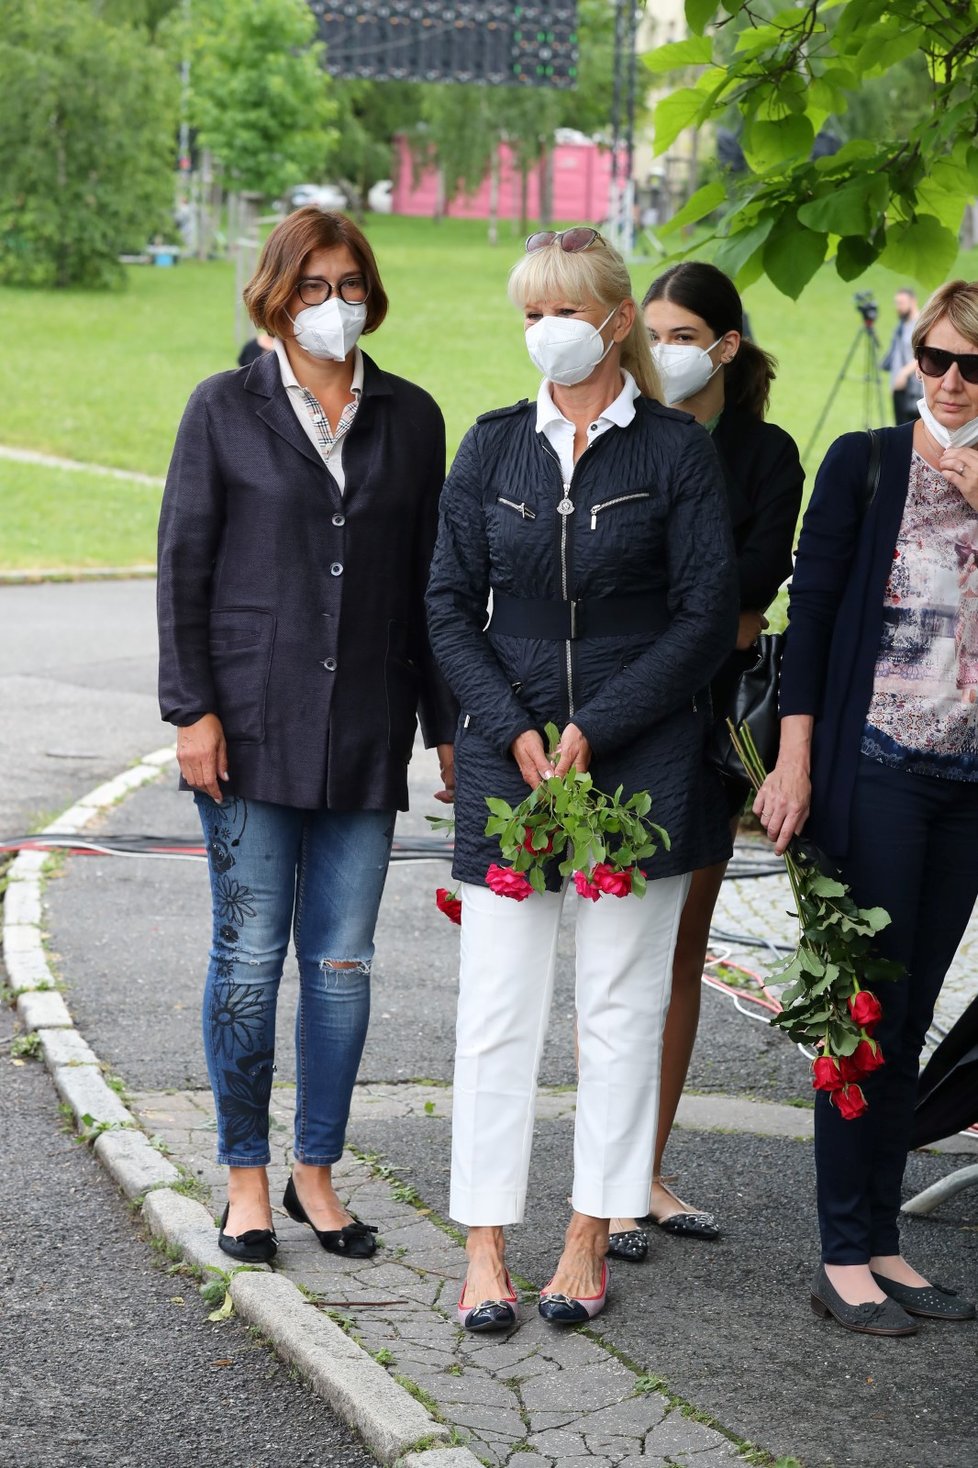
[811,1265,917,1336]
[217,1203,277,1263]
[283,1175,378,1258]
[606,1228,648,1262]
[871,1272,976,1321]
[457,1271,518,1331]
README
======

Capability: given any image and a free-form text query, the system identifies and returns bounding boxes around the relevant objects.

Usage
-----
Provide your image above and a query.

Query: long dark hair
[642,261,777,419]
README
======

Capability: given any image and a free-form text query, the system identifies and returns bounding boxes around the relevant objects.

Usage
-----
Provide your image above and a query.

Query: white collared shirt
[273,338,364,494]
[535,369,640,488]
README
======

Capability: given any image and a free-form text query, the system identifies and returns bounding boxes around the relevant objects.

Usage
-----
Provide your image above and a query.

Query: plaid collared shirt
[272,339,363,493]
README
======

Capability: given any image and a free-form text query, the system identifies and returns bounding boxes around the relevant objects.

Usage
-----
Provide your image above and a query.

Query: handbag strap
[863,429,882,514]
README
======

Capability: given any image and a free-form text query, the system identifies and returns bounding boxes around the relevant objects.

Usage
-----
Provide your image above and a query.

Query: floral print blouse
[861,451,978,780]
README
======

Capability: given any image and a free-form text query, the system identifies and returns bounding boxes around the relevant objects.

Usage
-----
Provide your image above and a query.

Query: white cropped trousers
[450,872,691,1226]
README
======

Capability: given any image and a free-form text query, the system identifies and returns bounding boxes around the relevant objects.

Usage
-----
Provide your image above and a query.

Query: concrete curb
[0,744,457,1467]
[0,566,157,585]
[230,1272,454,1466]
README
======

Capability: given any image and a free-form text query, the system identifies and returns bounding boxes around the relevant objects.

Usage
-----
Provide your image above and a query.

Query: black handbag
[707,632,783,781]
[707,428,883,783]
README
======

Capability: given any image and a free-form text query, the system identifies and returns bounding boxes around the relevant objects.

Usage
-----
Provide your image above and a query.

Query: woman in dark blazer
[757,279,978,1334]
[603,263,803,1259]
[158,207,456,1263]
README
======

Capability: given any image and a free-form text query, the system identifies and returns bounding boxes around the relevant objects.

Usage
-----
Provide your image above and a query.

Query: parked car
[287,182,348,211]
[367,179,393,214]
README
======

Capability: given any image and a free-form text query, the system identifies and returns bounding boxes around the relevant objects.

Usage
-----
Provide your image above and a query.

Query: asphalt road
[0,580,375,1468]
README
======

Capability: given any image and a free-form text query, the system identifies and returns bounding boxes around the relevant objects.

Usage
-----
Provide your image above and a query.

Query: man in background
[881,287,923,425]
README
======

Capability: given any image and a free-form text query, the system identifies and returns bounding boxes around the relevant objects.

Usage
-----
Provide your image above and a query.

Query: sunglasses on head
[916,344,978,385]
[525,227,601,255]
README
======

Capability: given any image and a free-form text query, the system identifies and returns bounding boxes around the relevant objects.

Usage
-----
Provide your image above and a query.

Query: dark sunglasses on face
[916,344,978,385]
[525,226,601,254]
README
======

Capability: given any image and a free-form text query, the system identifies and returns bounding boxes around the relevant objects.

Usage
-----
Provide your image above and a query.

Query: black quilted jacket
[426,395,739,885]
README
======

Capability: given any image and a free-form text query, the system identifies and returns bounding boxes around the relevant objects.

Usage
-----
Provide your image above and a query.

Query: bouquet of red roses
[430,721,668,921]
[728,721,902,1118]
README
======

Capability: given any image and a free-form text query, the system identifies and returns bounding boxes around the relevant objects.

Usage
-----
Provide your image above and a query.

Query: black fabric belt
[490,590,669,641]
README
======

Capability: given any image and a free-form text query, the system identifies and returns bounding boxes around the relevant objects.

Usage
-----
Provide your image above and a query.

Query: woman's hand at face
[939,445,978,511]
[434,742,455,804]
[176,713,228,802]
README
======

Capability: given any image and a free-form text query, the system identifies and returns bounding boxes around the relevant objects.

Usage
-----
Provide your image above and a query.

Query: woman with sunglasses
[596,262,804,1261]
[426,227,738,1329]
[755,279,978,1335]
[158,207,456,1263]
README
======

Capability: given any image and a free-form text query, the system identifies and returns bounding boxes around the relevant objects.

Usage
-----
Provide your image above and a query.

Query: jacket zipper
[497,496,536,520]
[538,439,575,717]
[589,492,650,530]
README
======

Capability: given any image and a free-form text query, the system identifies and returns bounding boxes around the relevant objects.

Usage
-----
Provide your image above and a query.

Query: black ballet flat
[217,1203,277,1263]
[283,1175,378,1258]
[606,1228,648,1263]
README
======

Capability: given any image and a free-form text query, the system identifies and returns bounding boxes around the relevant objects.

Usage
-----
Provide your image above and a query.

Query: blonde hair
[912,279,978,354]
[507,234,662,401]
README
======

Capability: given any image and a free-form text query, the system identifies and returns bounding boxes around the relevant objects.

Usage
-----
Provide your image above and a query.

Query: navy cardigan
[779,423,915,857]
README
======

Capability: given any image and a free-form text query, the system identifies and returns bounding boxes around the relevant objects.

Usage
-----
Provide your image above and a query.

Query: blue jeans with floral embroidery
[194,793,395,1167]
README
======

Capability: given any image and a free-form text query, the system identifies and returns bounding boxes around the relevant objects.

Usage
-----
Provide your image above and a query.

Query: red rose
[830,1083,869,1120]
[840,1037,884,1082]
[811,1055,844,1092]
[522,825,554,856]
[573,869,601,902]
[435,887,462,926]
[590,862,634,898]
[485,863,534,901]
[848,990,883,1031]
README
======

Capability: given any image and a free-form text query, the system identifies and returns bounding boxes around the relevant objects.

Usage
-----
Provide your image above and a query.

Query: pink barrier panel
[392,135,622,222]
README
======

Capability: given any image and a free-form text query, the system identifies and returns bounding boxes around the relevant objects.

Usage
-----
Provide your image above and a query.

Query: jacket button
[322,657,337,671]
[332,513,345,527]
[330,562,343,576]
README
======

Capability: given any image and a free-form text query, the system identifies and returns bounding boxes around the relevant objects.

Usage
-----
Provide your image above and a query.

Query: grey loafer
[811,1265,917,1336]
[871,1271,976,1321]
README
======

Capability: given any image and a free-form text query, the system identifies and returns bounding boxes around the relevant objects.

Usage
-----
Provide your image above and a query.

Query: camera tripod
[803,314,888,463]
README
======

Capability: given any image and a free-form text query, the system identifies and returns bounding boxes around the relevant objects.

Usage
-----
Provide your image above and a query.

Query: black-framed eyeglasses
[916,344,978,385]
[525,227,601,255]
[296,275,369,307]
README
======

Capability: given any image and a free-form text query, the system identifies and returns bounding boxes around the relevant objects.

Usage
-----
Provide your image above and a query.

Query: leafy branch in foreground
[643,1,978,299]
[728,720,902,1118]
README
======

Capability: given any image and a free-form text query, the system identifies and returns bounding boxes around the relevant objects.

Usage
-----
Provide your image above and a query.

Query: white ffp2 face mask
[291,297,366,361]
[651,339,722,406]
[917,395,978,450]
[524,308,617,386]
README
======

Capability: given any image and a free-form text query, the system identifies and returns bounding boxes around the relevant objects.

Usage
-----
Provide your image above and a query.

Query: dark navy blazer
[157,348,457,811]
[779,423,915,857]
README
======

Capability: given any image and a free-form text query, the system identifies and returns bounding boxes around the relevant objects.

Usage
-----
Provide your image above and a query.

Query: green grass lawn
[2,211,977,569]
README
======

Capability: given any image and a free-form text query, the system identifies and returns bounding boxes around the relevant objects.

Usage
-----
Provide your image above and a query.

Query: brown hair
[507,233,662,401]
[243,207,389,340]
[912,279,978,355]
[642,260,777,419]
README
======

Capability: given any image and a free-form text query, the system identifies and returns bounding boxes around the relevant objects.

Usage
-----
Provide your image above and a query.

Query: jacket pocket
[208,608,275,744]
[588,491,651,531]
[385,619,420,762]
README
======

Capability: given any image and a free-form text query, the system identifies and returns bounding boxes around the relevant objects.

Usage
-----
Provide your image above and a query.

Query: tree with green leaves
[645,1,978,298]
[174,0,337,202]
[0,0,178,288]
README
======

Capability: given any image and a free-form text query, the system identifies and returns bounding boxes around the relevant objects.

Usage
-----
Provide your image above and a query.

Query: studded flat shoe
[538,1261,609,1325]
[606,1228,648,1263]
[283,1175,378,1258]
[810,1265,917,1336]
[639,1179,720,1241]
[217,1203,277,1263]
[457,1270,519,1332]
[871,1271,976,1321]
